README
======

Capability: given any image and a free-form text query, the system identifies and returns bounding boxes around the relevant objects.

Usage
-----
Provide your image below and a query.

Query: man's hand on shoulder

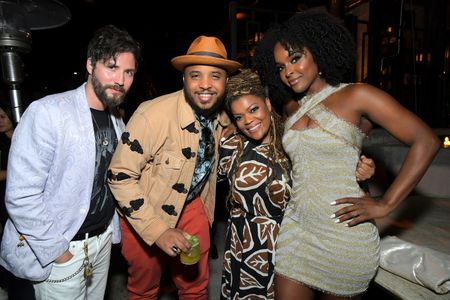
[221,123,236,142]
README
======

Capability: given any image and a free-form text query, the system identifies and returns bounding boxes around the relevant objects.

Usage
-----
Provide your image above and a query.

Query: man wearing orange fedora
[108,35,242,299]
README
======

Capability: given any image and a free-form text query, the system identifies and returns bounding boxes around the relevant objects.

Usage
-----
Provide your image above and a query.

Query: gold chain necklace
[91,111,111,147]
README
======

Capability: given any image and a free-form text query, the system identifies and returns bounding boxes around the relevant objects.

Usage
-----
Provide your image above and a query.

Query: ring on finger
[171,245,180,254]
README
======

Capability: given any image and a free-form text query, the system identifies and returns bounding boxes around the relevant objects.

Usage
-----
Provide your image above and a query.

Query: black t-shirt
[76,109,117,235]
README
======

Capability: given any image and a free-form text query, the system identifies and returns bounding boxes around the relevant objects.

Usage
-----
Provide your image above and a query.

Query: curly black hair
[254,9,356,100]
[87,24,142,70]
[253,27,296,107]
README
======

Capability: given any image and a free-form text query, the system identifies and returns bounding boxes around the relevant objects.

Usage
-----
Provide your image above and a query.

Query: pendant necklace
[91,111,111,147]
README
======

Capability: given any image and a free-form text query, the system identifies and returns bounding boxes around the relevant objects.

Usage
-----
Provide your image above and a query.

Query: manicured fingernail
[344,223,349,227]
[330,201,336,205]
[334,219,340,223]
[330,214,335,219]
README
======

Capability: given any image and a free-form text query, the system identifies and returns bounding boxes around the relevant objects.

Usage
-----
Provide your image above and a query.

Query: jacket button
[191,152,196,158]
[161,205,177,216]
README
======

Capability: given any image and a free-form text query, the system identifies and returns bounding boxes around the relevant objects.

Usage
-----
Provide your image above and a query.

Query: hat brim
[171,55,242,74]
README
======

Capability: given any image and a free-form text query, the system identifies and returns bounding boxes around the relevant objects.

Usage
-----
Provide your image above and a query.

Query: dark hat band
[189,51,225,59]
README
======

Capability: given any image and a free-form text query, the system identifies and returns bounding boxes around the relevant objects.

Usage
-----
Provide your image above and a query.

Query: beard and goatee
[183,87,226,119]
[91,71,127,108]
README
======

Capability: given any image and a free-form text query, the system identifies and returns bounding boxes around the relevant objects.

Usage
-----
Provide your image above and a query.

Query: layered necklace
[91,110,112,147]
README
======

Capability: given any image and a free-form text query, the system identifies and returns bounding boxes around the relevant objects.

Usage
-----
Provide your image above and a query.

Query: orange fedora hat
[171,36,242,73]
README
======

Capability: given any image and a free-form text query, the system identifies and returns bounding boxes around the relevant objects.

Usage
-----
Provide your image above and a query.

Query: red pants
[120,197,210,300]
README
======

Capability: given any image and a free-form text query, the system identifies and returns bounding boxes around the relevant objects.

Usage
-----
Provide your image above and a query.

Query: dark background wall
[1,0,449,127]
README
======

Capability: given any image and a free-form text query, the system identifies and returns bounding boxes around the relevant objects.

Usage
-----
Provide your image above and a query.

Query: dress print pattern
[218,134,291,300]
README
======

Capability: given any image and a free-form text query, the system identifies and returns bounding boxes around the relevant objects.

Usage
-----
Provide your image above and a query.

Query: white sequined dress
[276,84,380,296]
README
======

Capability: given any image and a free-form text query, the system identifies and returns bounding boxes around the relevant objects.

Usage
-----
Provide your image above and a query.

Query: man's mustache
[106,84,125,93]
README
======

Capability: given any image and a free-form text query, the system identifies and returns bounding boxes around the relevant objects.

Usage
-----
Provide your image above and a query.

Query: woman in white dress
[254,9,440,300]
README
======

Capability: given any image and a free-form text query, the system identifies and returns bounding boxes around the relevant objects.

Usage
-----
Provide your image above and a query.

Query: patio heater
[0,0,71,123]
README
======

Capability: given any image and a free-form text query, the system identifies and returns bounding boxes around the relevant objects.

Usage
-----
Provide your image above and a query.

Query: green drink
[180,235,200,265]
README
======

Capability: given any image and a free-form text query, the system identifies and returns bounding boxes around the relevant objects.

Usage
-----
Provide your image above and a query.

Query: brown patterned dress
[218,134,291,300]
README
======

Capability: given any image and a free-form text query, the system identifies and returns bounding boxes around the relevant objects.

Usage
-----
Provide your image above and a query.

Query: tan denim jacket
[108,90,229,246]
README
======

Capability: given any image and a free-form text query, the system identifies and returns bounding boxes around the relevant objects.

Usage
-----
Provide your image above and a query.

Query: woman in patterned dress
[253,9,440,300]
[218,69,292,299]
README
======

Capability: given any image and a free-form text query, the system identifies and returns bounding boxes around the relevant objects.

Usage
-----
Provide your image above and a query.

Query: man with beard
[0,24,141,299]
[108,35,241,299]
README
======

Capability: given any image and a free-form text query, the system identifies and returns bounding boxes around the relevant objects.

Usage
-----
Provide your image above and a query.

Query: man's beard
[183,87,226,118]
[91,72,127,108]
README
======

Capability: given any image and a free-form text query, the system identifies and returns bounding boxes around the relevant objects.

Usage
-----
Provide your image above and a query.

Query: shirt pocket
[153,152,185,186]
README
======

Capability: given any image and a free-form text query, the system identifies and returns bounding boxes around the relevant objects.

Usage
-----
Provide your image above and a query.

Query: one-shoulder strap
[285,84,347,130]
[305,84,365,149]
[308,104,365,150]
